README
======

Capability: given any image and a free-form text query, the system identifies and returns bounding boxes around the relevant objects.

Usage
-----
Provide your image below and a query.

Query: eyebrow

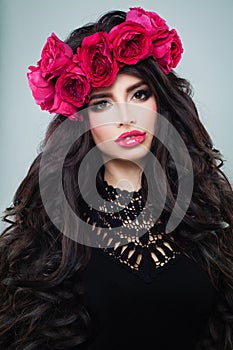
[89,81,147,101]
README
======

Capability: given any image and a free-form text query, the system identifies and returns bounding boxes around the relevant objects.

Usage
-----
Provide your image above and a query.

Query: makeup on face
[88,73,157,162]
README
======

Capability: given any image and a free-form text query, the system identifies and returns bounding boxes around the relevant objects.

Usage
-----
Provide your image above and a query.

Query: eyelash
[89,100,110,112]
[133,89,152,101]
[89,89,152,112]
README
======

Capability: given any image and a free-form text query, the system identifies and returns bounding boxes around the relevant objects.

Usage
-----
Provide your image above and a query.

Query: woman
[0,7,232,350]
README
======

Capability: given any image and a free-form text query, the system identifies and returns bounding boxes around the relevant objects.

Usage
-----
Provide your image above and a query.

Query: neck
[103,159,144,192]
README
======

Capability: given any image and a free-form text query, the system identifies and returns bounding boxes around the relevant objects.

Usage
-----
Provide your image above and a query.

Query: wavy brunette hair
[0,10,233,350]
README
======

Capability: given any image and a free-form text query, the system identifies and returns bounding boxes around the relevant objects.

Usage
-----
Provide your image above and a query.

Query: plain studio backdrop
[0,0,232,231]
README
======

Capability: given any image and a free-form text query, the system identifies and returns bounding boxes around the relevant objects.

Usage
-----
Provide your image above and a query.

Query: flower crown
[27,7,184,121]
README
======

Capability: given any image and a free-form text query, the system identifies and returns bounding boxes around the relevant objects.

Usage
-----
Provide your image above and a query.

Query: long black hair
[0,10,232,350]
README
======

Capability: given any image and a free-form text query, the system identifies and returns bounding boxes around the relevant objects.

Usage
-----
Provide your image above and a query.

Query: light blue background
[0,0,232,229]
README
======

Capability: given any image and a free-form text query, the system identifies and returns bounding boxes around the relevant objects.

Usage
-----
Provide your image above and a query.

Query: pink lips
[115,130,146,148]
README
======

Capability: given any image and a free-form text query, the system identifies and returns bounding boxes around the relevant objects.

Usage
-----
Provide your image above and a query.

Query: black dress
[79,181,219,350]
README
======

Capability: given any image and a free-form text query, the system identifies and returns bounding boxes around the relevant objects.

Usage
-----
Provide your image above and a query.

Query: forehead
[90,73,145,95]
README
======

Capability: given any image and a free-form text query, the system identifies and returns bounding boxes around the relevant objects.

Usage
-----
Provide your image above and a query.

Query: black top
[79,181,219,350]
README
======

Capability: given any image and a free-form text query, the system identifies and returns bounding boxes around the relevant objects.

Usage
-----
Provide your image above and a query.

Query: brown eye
[133,89,152,101]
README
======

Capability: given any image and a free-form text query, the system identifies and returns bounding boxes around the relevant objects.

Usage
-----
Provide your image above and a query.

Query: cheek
[90,128,101,145]
[139,96,157,131]
[90,126,110,146]
[149,99,157,130]
[88,114,112,144]
[147,133,155,149]
[140,106,157,134]
[149,98,157,111]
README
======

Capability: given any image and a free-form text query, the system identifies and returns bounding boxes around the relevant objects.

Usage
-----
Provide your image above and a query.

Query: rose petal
[40,32,73,78]
[27,66,55,110]
[78,32,119,88]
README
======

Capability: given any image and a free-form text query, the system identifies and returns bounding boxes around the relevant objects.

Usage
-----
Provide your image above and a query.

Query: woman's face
[87,73,157,162]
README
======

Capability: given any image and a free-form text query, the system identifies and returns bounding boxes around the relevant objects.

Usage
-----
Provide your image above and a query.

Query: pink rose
[153,29,184,74]
[169,29,184,68]
[40,33,73,78]
[109,22,152,66]
[51,63,91,116]
[151,30,173,61]
[126,7,169,35]
[27,65,55,111]
[156,53,173,74]
[50,94,78,117]
[67,112,84,122]
[78,32,119,88]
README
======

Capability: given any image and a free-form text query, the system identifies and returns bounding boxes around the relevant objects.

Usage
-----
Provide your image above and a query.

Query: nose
[117,103,136,126]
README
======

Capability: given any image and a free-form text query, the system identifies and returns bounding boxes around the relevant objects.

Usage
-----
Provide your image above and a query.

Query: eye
[132,89,152,102]
[89,100,111,112]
